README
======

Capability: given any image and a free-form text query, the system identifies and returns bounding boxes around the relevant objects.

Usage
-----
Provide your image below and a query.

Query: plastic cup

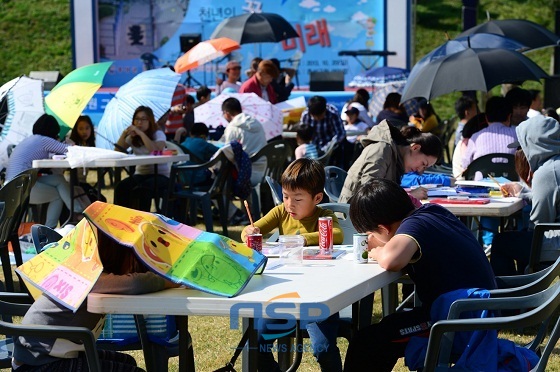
[278,235,305,266]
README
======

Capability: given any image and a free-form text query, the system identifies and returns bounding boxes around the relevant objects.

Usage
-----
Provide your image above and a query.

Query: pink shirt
[462,122,517,170]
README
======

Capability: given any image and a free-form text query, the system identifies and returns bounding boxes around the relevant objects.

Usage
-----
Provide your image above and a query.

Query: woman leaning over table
[113,106,168,212]
[338,120,442,204]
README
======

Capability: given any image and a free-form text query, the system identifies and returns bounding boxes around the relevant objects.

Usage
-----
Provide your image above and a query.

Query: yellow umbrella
[45,62,112,137]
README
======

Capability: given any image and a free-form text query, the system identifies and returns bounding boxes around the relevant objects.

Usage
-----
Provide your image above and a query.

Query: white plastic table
[32,154,190,219]
[88,257,402,372]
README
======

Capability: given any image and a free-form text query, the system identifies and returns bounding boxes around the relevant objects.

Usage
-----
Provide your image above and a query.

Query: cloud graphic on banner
[324,5,336,12]
[358,0,368,4]
[299,0,320,9]
[329,22,363,38]
[313,7,320,12]
[351,11,369,22]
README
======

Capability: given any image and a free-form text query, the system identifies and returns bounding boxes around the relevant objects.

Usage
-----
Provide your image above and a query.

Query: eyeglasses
[134,118,149,123]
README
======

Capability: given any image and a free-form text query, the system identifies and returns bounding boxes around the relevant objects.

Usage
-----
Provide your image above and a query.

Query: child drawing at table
[343,179,498,371]
[241,158,344,371]
[113,106,168,211]
[12,229,180,372]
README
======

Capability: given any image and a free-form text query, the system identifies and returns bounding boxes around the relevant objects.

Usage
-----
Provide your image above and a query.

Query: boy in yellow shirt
[241,158,343,246]
[242,158,344,371]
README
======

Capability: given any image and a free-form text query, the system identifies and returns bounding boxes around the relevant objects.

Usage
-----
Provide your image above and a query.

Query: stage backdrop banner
[74,0,411,87]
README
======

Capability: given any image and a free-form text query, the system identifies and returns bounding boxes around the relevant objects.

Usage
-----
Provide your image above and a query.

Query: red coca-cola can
[247,233,262,252]
[318,217,333,255]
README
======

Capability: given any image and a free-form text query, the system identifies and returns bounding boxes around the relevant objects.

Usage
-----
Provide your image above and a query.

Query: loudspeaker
[29,71,63,91]
[180,34,201,53]
[544,75,560,109]
[309,71,345,91]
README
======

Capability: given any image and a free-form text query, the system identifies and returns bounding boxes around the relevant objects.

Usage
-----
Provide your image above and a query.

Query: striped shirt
[295,143,319,160]
[6,135,68,181]
[164,84,186,134]
[462,122,517,170]
[300,103,346,149]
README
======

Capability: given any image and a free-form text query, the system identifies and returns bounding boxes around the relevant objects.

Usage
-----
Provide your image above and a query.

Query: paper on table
[427,187,470,197]
[66,146,127,168]
[455,177,511,189]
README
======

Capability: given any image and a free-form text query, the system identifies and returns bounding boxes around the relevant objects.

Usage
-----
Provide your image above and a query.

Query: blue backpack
[229,141,252,200]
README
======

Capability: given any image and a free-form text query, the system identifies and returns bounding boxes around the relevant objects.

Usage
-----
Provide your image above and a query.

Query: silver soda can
[353,233,368,263]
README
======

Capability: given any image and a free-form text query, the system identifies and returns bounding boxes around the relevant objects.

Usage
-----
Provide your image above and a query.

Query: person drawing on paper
[343,179,497,371]
[12,230,181,372]
[241,158,344,371]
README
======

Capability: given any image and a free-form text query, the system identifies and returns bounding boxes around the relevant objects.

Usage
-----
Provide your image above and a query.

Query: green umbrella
[45,62,112,137]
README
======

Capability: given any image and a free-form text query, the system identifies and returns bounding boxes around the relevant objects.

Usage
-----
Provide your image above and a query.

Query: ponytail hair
[384,120,443,160]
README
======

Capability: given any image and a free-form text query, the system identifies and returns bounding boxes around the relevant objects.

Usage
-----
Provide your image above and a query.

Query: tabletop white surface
[88,258,401,319]
[32,154,190,169]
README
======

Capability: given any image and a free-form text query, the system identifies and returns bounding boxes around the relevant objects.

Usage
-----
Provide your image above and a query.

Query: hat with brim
[345,107,360,115]
[507,139,521,149]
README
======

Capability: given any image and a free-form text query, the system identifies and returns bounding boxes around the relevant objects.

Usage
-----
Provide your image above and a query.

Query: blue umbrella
[405,34,527,100]
[96,68,181,149]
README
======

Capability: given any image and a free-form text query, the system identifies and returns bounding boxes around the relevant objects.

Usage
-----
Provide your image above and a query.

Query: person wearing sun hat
[490,115,560,276]
[216,60,242,95]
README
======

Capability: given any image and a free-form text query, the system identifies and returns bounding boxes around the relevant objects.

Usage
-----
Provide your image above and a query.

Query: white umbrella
[0,76,45,169]
[194,93,282,140]
[96,68,182,149]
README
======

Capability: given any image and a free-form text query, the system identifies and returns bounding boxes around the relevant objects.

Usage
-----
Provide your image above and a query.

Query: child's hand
[244,226,261,237]
[502,182,522,197]
[409,187,428,200]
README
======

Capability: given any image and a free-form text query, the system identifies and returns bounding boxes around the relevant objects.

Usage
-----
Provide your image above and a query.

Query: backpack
[229,141,252,199]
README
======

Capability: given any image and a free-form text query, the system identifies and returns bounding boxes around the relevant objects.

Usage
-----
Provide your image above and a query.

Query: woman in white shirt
[113,106,168,211]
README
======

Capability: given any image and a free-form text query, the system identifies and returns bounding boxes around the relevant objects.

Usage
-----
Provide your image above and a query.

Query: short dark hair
[190,122,209,137]
[528,89,541,101]
[33,114,60,139]
[485,96,512,123]
[383,93,402,109]
[196,86,211,101]
[454,96,477,120]
[185,94,195,105]
[295,123,314,143]
[544,107,560,121]
[462,113,488,139]
[505,87,531,108]
[308,95,327,116]
[281,158,324,196]
[349,178,415,233]
[354,89,370,106]
[222,97,242,115]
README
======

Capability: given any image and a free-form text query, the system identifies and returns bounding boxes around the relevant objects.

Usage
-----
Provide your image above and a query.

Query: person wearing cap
[490,115,560,276]
[216,60,242,95]
[343,107,369,143]
[239,59,279,104]
[341,89,375,128]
